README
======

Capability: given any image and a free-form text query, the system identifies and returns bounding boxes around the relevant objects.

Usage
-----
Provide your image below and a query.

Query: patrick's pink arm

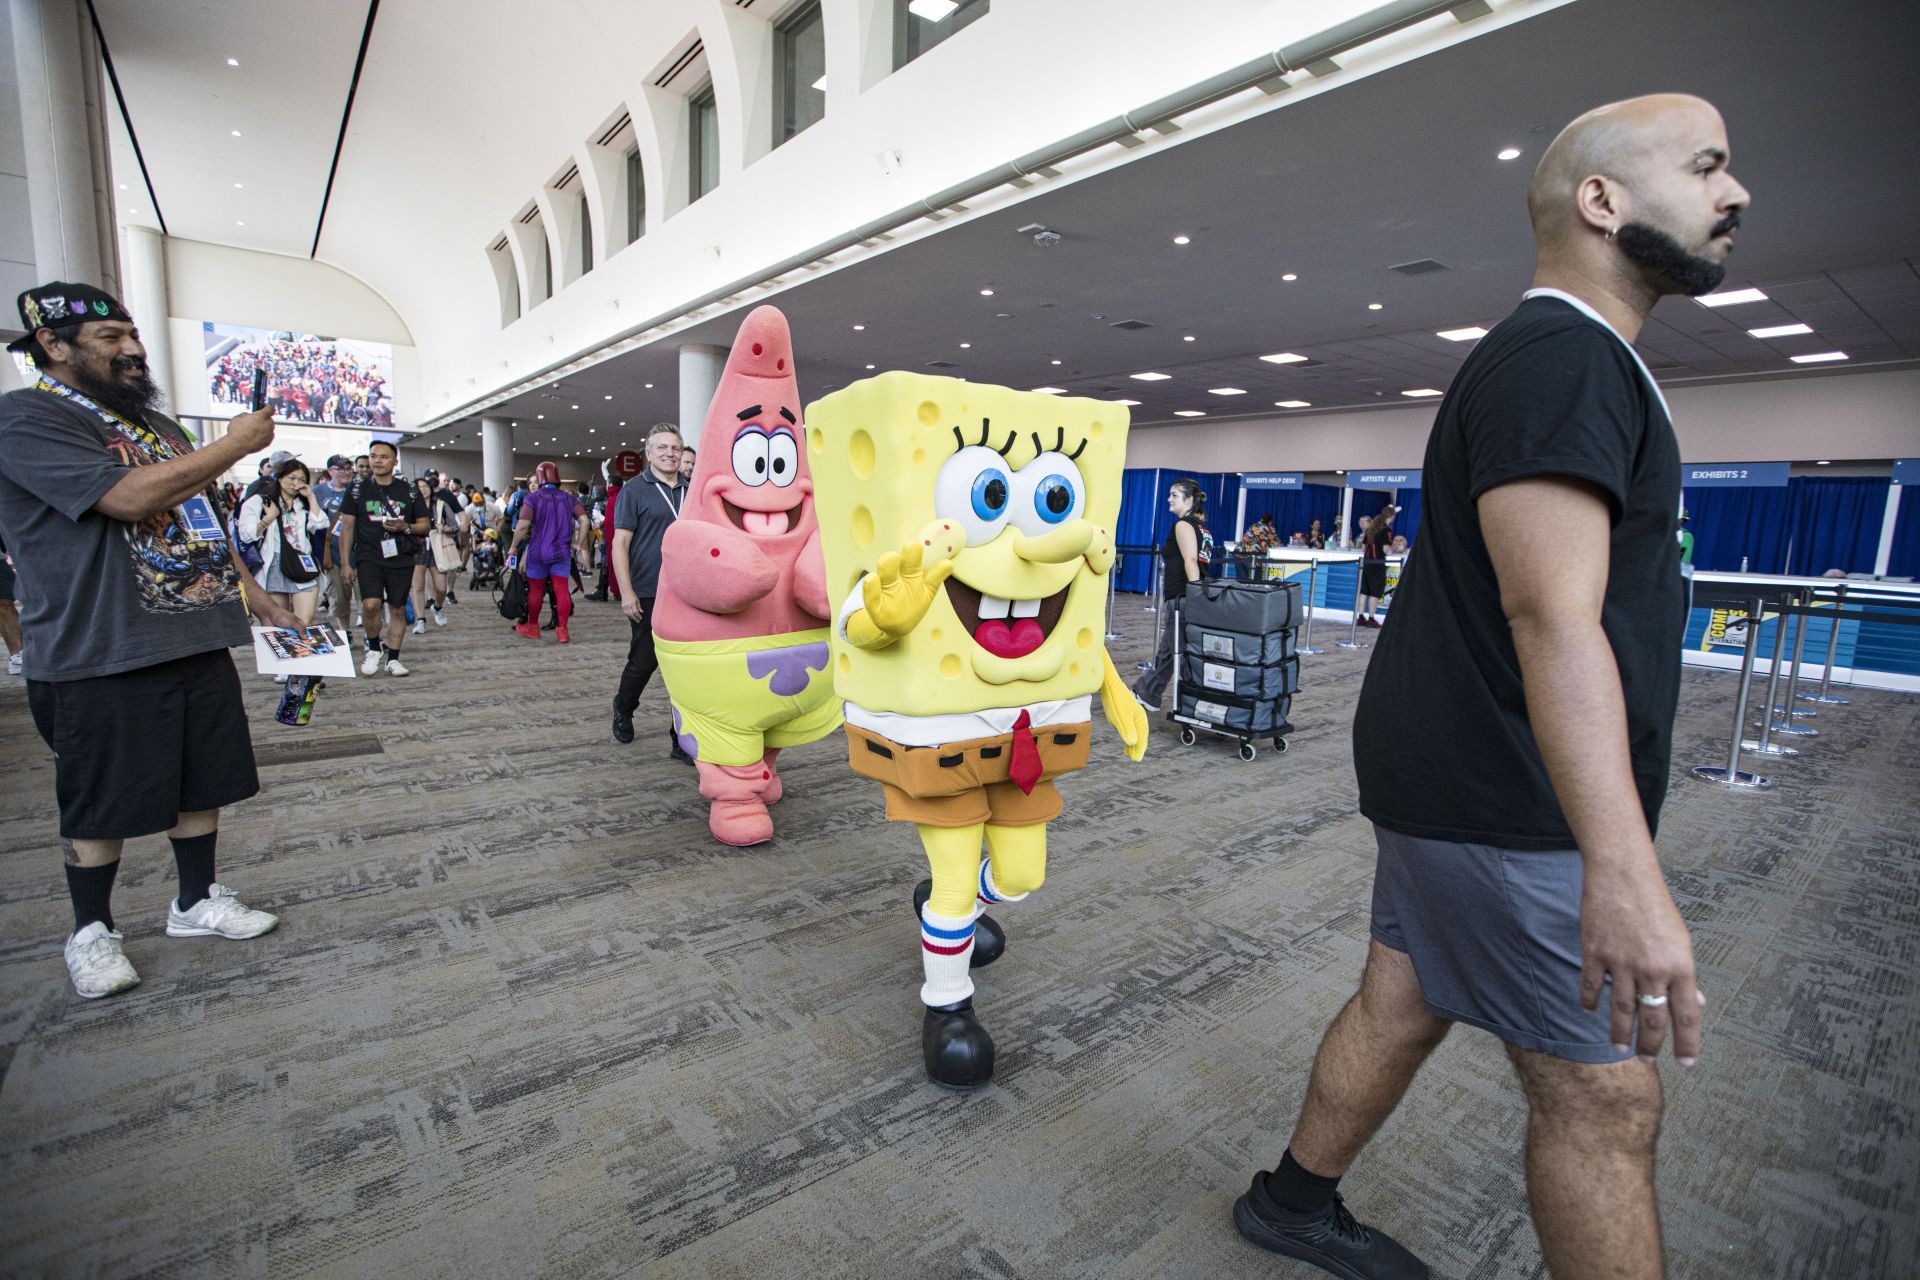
[660,518,780,614]
[793,527,830,620]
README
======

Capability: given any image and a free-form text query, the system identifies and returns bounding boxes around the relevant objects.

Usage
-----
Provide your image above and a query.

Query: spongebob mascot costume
[806,374,1148,1087]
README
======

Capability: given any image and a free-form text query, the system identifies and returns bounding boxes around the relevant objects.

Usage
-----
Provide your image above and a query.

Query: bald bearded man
[1232,96,1748,1279]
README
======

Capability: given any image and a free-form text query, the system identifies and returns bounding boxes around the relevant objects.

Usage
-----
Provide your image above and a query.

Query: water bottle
[1740,556,1749,573]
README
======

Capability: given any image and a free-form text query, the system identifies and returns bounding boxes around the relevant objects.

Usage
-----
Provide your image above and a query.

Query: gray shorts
[1370,824,1633,1064]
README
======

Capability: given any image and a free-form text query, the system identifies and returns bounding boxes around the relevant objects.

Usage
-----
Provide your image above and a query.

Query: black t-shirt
[613,476,686,597]
[344,476,428,566]
[1354,293,1685,851]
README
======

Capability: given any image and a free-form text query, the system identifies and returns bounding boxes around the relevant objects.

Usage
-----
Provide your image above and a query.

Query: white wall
[158,236,422,425]
[1125,366,1920,473]
[0,10,39,310]
[394,445,602,488]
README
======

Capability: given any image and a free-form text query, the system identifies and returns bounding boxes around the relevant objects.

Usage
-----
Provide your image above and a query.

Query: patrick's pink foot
[709,800,773,846]
[761,748,783,805]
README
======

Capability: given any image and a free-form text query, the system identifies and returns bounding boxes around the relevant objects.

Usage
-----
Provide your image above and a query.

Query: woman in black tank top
[1132,479,1207,709]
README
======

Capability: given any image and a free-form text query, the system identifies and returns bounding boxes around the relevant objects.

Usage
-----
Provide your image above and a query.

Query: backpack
[497,568,528,622]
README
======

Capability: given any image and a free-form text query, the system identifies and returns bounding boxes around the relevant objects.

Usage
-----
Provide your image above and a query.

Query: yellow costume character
[807,373,1148,1086]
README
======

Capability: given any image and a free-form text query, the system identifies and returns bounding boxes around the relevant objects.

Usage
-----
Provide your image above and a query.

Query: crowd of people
[208,335,393,427]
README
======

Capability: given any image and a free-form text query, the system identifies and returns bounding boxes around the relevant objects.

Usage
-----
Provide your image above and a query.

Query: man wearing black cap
[0,282,304,1001]
[312,453,357,630]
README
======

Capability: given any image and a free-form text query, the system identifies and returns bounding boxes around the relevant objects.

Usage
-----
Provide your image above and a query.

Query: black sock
[170,831,218,911]
[383,643,401,657]
[65,860,120,933]
[1269,1148,1341,1215]
[365,633,380,652]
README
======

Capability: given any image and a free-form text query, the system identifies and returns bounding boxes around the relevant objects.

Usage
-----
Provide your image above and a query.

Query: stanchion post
[1744,603,1799,758]
[1104,550,1122,642]
[1691,593,1772,789]
[1780,586,1815,713]
[1139,555,1163,672]
[1805,583,1850,704]
[1336,560,1368,652]
[1299,557,1323,655]
[1759,596,1818,738]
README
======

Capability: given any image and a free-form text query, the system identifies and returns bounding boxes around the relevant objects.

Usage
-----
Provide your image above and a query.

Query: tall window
[690,86,720,201]
[895,0,988,70]
[578,189,593,276]
[777,3,826,145]
[625,149,645,244]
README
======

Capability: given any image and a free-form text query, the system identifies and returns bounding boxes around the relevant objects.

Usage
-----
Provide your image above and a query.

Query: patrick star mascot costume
[651,306,840,845]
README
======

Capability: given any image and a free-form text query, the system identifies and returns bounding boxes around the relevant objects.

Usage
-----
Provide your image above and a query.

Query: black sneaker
[1232,1172,1428,1279]
[668,728,694,767]
[612,701,634,744]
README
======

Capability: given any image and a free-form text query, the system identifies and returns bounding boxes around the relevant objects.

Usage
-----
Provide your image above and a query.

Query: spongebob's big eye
[935,445,1013,546]
[1010,451,1085,536]
[731,430,770,487]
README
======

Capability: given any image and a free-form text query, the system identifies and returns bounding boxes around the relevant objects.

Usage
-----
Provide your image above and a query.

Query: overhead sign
[610,449,644,480]
[1684,462,1790,487]
[1892,459,1919,485]
[1347,470,1420,489]
[1242,472,1304,489]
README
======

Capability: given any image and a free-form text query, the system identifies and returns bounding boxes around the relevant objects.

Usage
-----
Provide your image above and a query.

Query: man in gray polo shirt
[610,422,690,763]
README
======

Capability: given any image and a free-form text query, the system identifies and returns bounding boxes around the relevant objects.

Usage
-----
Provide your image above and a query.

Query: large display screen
[203,322,394,427]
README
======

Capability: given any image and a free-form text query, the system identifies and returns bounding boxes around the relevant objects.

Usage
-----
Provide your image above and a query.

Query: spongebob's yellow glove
[847,541,954,650]
[1100,648,1150,762]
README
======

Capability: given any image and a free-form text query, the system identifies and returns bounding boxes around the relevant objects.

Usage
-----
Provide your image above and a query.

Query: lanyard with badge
[651,480,683,520]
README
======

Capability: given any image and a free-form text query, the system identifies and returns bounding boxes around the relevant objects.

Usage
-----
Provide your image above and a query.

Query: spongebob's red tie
[1009,708,1043,795]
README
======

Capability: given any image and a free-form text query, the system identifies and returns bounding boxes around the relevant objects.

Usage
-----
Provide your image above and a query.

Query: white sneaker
[65,921,140,998]
[412,618,426,635]
[6,652,21,676]
[361,648,385,675]
[431,606,447,627]
[166,884,279,939]
[385,656,410,677]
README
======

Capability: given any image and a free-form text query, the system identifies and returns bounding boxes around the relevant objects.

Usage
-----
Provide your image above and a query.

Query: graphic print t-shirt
[345,477,427,565]
[0,386,248,681]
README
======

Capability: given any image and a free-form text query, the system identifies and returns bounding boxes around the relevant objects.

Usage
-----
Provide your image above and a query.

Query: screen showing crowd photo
[203,322,394,427]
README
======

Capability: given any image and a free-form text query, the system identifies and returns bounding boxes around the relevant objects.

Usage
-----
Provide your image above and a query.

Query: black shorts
[1360,560,1388,597]
[26,648,260,840]
[354,560,413,607]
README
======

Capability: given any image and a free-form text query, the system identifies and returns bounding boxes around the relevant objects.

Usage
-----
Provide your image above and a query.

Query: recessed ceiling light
[1208,387,1246,396]
[1791,351,1849,364]
[1697,287,1768,308]
[537,413,544,419]
[1183,335,1196,342]
[1749,323,1813,339]
[979,288,994,296]
[226,57,239,67]
[1259,352,1308,365]
[1497,147,1522,160]
[644,383,653,388]
[571,404,579,409]
[1816,459,1831,465]
[1114,398,1141,406]
[618,421,626,426]
[1174,410,1206,417]
[233,182,243,189]
[1281,273,1297,282]
[865,364,875,369]
[1436,326,1487,341]
[1131,371,1172,381]
[236,220,244,226]
[588,428,596,433]
[230,130,241,137]
[1032,386,1068,395]
[1367,303,1384,311]
[852,324,865,331]
[1050,358,1062,365]
[604,394,613,399]
[811,75,827,90]
[1401,388,1443,397]
[1275,400,1311,408]
[1172,235,1190,245]
[959,342,971,349]
[908,0,960,19]
[118,183,126,189]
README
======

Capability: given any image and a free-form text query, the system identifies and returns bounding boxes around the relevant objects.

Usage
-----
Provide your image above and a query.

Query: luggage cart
[1168,580,1299,761]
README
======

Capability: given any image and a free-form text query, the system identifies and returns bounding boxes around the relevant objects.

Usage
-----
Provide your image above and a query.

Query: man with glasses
[609,423,691,764]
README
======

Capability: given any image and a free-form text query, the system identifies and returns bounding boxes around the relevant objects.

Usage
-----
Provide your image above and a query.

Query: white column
[11,0,105,284]
[121,225,172,404]
[1874,483,1902,577]
[1234,483,1248,541]
[0,351,25,391]
[678,343,727,450]
[1337,484,1354,548]
[482,415,514,494]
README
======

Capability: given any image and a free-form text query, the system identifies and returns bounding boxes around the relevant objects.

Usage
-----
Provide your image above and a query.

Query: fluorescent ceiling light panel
[1696,288,1767,307]
[1436,326,1487,341]
[1275,400,1311,408]
[908,0,959,19]
[1748,323,1813,339]
[1790,351,1849,364]
[1401,388,1444,397]
[1130,371,1172,381]
[1259,352,1308,365]
[1208,387,1247,396]
[1114,399,1141,406]
[1497,147,1522,160]
[1174,410,1206,417]
[1032,386,1068,394]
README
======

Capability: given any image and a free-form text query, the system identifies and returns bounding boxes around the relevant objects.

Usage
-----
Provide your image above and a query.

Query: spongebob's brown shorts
[843,721,1093,828]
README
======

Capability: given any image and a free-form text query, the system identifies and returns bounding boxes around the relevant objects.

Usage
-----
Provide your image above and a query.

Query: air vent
[596,113,633,147]
[489,236,509,253]
[553,165,580,190]
[656,40,704,88]
[516,206,541,226]
[1109,319,1154,331]
[925,360,956,368]
[1390,258,1449,275]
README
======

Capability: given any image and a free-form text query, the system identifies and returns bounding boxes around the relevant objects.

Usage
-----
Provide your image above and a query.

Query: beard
[1615,210,1740,298]
[67,349,164,421]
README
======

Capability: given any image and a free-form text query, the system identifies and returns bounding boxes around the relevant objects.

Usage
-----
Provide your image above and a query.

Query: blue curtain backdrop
[1115,467,1162,592]
[1348,488,1389,543]
[1242,483,1342,543]
[1890,486,1920,578]
[1785,476,1889,575]
[1392,488,1422,546]
[1680,484,1792,572]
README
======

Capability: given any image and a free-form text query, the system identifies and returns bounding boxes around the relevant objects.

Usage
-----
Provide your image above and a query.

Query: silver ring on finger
[1637,993,1670,1008]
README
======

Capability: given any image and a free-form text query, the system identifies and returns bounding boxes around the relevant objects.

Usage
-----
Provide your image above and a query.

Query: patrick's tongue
[973,618,1045,659]
[741,508,791,536]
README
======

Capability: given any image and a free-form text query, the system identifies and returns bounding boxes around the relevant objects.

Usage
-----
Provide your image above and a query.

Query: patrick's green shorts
[655,629,841,767]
